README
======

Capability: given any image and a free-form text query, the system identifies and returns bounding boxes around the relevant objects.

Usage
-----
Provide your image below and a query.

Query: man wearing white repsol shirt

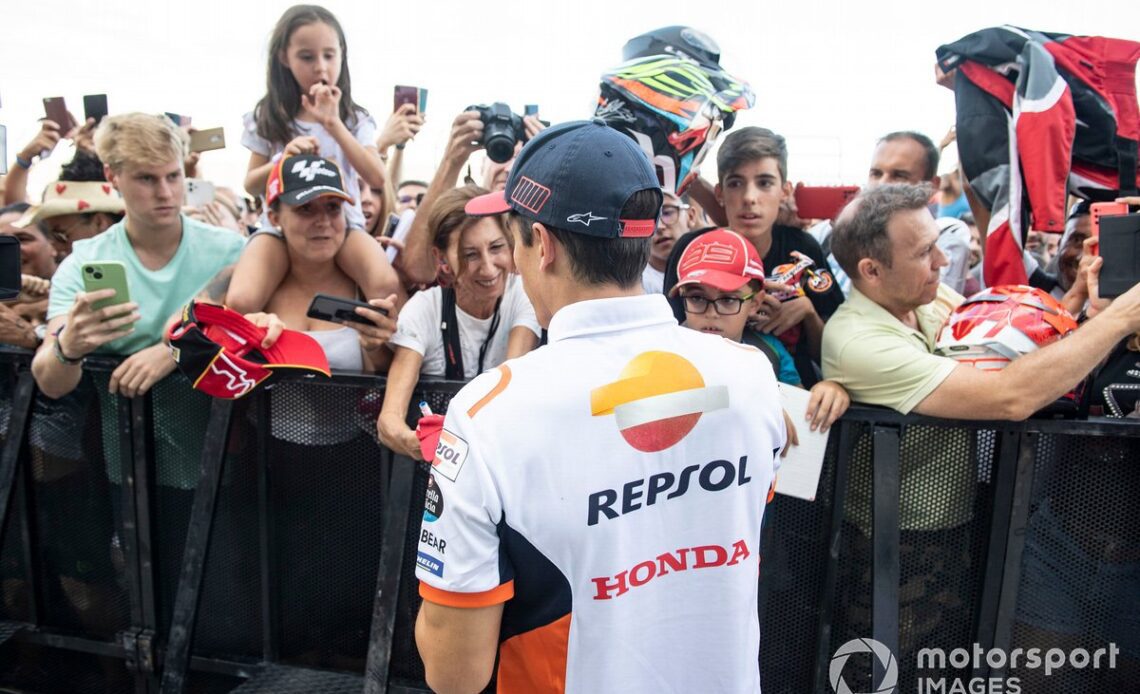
[413,119,785,694]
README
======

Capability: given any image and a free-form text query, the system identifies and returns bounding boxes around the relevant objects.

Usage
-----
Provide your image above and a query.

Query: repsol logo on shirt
[591,539,751,600]
[587,456,752,526]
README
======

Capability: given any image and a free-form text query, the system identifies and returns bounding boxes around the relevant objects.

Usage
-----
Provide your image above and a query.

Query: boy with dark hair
[665,126,844,386]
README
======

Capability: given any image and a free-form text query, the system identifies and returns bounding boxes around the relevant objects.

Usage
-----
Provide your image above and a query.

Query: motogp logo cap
[465,119,663,239]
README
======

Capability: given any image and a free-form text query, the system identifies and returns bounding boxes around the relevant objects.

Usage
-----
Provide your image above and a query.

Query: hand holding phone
[81,262,131,314]
[394,85,419,112]
[42,97,77,133]
[83,94,108,125]
[189,127,225,153]
[307,293,389,327]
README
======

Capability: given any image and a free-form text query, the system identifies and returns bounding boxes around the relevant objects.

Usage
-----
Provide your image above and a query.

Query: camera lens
[84,266,93,274]
[485,135,515,164]
[94,272,103,280]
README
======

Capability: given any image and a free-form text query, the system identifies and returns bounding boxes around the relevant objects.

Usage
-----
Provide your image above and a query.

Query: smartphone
[394,85,419,112]
[1090,201,1129,238]
[793,184,859,220]
[0,237,20,301]
[417,88,429,113]
[189,127,225,153]
[185,179,216,207]
[42,97,76,132]
[164,112,191,128]
[81,261,131,313]
[1097,212,1140,299]
[525,104,539,117]
[308,293,388,326]
[83,94,108,124]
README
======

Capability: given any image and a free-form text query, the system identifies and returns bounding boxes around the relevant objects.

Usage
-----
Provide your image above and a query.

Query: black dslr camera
[466,103,527,164]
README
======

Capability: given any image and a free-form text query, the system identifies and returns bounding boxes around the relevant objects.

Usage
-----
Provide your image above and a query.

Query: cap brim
[671,271,751,295]
[262,330,332,378]
[465,191,511,217]
[279,187,354,206]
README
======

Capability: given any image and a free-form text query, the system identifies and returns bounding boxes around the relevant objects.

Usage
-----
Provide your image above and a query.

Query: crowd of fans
[2,5,1139,690]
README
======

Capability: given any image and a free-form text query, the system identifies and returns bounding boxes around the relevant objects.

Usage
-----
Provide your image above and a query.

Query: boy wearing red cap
[674,228,849,432]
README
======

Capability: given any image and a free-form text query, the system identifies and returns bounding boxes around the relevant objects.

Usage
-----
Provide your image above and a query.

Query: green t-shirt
[48,215,244,354]
[822,284,974,533]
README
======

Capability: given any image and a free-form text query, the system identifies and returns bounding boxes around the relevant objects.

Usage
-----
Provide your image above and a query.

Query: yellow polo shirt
[822,284,974,533]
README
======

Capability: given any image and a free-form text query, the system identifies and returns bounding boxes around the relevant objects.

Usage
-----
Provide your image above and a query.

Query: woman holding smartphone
[377,185,541,460]
[258,153,396,373]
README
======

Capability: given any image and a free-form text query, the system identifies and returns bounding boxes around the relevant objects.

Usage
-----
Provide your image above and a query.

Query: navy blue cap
[465,118,662,238]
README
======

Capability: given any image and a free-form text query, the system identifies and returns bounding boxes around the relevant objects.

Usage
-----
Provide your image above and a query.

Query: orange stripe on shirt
[497,612,571,694]
[467,365,511,418]
[419,580,514,608]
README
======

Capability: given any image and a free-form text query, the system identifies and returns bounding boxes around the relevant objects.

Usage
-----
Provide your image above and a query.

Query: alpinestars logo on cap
[292,160,338,182]
[568,212,607,226]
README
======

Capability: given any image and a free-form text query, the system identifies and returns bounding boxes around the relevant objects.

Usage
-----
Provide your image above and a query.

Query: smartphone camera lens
[84,266,93,274]
[93,272,103,280]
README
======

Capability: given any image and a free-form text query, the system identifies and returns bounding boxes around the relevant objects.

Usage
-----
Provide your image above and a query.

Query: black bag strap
[441,287,464,380]
[441,287,504,380]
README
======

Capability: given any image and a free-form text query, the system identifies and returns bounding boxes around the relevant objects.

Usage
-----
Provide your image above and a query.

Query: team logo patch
[590,351,728,453]
[806,270,834,293]
[432,429,469,482]
[416,551,445,577]
[423,474,445,522]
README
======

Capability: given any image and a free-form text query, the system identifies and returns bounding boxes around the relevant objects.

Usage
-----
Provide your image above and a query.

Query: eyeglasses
[45,215,94,245]
[682,292,756,315]
[661,203,690,224]
[398,193,426,206]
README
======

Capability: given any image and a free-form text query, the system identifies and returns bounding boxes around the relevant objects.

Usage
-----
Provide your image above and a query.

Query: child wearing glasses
[673,228,849,433]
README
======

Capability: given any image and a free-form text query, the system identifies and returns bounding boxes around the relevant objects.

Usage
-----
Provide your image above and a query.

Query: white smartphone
[184,178,215,208]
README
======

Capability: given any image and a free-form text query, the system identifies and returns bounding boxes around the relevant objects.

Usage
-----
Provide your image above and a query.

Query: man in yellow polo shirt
[821,184,1140,681]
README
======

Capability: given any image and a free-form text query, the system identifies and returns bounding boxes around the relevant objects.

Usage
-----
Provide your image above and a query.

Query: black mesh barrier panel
[831,423,1000,691]
[0,642,134,693]
[191,394,262,659]
[1009,433,1140,692]
[389,458,430,687]
[266,380,386,671]
[0,360,29,626]
[757,430,842,693]
[26,374,130,639]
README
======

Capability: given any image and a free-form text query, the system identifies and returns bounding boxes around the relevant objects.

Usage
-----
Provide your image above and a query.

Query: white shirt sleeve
[389,288,442,357]
[416,374,514,605]
[240,111,274,157]
[504,276,541,338]
[351,110,378,147]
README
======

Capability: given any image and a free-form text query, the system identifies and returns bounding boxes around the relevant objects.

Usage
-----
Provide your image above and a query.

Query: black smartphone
[0,236,21,301]
[1097,212,1140,299]
[83,94,108,124]
[307,293,388,326]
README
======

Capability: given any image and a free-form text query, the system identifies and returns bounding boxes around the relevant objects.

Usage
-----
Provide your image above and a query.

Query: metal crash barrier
[0,345,1136,693]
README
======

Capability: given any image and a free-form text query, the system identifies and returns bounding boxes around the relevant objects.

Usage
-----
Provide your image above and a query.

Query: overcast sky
[3,0,1136,200]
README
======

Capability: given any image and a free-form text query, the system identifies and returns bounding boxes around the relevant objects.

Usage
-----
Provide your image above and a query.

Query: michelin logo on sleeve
[417,551,445,577]
[432,429,469,482]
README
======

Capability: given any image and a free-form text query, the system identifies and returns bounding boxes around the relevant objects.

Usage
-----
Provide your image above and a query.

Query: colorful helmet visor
[595,54,755,194]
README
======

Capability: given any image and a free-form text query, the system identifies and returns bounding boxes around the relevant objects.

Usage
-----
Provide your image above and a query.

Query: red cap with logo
[167,302,331,399]
[671,228,765,294]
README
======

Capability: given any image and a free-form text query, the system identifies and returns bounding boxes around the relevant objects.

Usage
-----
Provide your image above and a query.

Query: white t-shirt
[641,264,666,296]
[389,275,540,378]
[416,293,784,694]
[242,109,377,231]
